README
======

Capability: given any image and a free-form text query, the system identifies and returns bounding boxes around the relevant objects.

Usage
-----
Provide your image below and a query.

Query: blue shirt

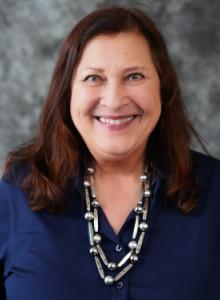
[0,151,220,300]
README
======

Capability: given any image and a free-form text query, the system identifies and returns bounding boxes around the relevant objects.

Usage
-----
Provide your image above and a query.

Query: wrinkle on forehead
[75,32,155,74]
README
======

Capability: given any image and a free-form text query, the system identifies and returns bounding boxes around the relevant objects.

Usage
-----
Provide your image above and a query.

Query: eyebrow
[82,66,149,72]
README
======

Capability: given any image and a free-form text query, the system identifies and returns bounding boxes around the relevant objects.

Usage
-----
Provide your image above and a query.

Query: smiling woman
[1,5,220,300]
[71,32,161,164]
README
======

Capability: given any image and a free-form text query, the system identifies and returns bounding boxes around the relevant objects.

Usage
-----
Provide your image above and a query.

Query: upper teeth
[99,116,134,125]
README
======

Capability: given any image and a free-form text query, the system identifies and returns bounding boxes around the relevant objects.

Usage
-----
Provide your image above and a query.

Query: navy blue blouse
[1,151,220,300]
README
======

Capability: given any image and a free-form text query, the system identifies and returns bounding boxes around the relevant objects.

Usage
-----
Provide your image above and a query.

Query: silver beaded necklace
[83,166,152,286]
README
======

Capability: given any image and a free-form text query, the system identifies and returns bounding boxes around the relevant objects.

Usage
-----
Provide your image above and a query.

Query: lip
[94,114,138,131]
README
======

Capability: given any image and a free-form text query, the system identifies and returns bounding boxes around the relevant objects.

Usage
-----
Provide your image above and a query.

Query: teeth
[99,116,134,125]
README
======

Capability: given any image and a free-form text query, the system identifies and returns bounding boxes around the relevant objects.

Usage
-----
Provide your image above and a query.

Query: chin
[100,148,134,160]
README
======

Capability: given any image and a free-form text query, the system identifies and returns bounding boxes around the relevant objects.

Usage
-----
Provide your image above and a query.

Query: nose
[99,80,130,111]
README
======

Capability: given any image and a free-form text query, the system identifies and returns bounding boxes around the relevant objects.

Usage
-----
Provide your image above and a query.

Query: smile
[97,115,136,125]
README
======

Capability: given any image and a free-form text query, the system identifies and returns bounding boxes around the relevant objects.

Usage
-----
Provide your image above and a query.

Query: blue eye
[127,73,144,80]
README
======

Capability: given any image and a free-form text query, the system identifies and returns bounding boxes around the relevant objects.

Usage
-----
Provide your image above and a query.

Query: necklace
[83,166,152,286]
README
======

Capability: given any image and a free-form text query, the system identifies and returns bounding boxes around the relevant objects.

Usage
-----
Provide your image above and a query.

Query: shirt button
[116,281,124,289]
[115,244,122,252]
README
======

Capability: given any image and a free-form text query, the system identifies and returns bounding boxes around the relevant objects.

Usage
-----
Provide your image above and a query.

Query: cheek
[70,95,94,133]
[71,87,99,116]
[129,81,161,107]
[135,93,161,115]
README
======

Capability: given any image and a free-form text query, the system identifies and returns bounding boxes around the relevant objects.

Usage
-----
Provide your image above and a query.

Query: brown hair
[3,5,202,213]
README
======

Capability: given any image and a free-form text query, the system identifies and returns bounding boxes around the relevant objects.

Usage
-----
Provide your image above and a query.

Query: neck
[85,156,150,235]
[92,155,146,179]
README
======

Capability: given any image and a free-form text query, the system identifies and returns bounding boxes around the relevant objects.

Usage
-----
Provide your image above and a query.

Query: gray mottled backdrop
[1,0,220,171]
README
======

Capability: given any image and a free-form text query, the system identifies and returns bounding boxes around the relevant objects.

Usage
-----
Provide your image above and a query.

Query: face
[70,32,161,163]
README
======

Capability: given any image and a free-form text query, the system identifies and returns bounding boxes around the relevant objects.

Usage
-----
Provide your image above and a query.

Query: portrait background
[0,0,220,171]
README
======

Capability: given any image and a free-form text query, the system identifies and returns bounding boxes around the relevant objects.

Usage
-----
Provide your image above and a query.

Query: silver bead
[134,205,143,214]
[128,240,137,250]
[92,200,100,207]
[139,222,148,231]
[84,180,90,187]
[108,262,117,271]
[89,246,98,256]
[140,175,147,182]
[144,189,151,197]
[87,167,94,174]
[84,211,94,221]
[130,254,139,263]
[104,275,114,285]
[93,233,102,244]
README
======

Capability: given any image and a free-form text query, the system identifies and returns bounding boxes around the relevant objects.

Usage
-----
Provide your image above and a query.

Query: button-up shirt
[0,151,220,300]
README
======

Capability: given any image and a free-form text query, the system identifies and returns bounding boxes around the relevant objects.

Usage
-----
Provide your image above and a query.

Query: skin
[70,32,161,233]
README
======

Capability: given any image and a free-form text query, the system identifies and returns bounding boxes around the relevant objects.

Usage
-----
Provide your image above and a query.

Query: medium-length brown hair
[3,5,202,213]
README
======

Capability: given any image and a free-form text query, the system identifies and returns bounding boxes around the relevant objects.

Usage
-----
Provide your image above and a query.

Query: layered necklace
[83,165,152,286]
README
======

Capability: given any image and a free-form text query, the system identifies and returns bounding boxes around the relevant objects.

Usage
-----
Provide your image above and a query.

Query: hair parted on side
[3,5,202,213]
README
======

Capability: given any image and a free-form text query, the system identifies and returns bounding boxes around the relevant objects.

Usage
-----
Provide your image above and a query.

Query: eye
[127,72,144,81]
[84,74,101,82]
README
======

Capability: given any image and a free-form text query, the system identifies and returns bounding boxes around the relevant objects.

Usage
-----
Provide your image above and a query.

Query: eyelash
[84,74,101,82]
[83,72,144,82]
[127,72,144,80]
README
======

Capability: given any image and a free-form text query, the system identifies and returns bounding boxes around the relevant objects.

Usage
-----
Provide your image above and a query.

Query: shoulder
[191,149,220,168]
[2,161,30,185]
[191,150,220,185]
[0,176,26,203]
[0,167,31,232]
[0,175,30,225]
[190,151,220,215]
[0,167,36,259]
[0,162,30,205]
[0,178,23,259]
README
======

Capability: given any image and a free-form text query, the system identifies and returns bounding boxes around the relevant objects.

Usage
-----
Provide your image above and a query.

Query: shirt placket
[97,209,136,299]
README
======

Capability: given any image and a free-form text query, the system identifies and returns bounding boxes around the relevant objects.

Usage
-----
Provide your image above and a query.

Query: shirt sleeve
[0,179,12,262]
[0,178,13,300]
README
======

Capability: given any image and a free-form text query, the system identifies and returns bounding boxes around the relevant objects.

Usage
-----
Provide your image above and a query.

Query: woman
[1,5,220,300]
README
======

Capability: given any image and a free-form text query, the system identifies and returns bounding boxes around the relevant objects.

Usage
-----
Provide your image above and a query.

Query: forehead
[76,32,153,69]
